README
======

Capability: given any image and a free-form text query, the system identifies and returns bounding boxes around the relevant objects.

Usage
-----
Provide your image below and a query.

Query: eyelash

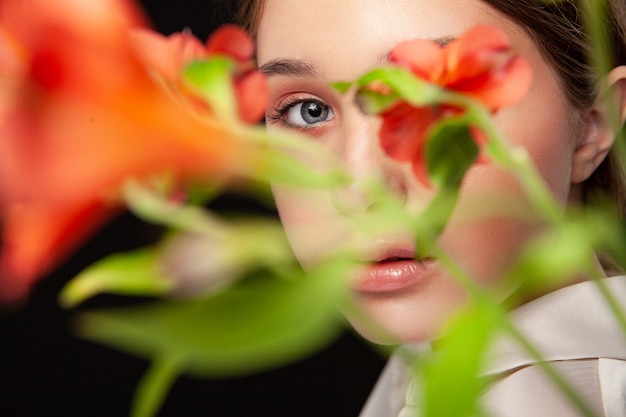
[267,96,332,130]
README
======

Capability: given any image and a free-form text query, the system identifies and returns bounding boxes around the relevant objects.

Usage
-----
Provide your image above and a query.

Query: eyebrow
[259,58,321,78]
[259,36,457,78]
[432,35,456,47]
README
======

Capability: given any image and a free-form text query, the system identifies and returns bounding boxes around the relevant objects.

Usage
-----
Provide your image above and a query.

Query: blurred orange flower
[0,0,266,302]
[129,24,267,123]
[377,25,532,185]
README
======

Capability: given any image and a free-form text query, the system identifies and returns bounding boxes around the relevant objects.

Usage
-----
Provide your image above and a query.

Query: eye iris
[301,101,328,124]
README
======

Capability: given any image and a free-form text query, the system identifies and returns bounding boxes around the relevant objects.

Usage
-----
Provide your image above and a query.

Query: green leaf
[355,67,442,107]
[331,81,353,94]
[412,119,478,256]
[504,210,626,308]
[506,225,593,299]
[355,88,400,115]
[75,260,349,378]
[223,124,351,188]
[59,248,172,308]
[422,302,497,417]
[122,181,220,234]
[183,58,237,120]
[252,148,350,188]
[414,187,460,258]
[426,119,479,189]
[75,259,350,417]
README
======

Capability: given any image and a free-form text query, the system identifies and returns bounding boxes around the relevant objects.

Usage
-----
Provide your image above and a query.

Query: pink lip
[351,257,436,293]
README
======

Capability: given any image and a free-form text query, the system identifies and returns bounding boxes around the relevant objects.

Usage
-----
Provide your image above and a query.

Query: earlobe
[570,109,613,184]
[571,65,626,184]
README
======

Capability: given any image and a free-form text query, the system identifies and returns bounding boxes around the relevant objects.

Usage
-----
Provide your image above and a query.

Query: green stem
[590,271,626,343]
[433,247,599,417]
[497,319,598,417]
[443,92,564,224]
[479,118,562,223]
[131,355,181,417]
[582,0,612,79]
[446,90,626,385]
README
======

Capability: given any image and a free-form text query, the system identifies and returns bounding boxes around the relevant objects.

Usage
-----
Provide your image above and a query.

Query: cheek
[442,214,543,287]
[494,68,576,205]
[442,78,576,285]
[273,186,347,265]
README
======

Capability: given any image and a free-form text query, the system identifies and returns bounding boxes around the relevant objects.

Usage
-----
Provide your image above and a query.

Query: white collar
[483,275,626,376]
[360,276,626,417]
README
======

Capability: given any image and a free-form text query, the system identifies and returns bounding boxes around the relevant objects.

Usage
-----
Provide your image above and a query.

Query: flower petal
[411,143,432,187]
[129,29,207,82]
[0,24,26,77]
[0,0,147,52]
[205,25,254,63]
[390,39,445,83]
[0,2,258,302]
[235,70,268,124]
[443,25,510,85]
[460,56,533,110]
[370,25,533,187]
[0,199,115,303]
[380,103,436,163]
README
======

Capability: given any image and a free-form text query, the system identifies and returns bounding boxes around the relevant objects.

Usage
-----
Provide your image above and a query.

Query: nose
[331,105,410,214]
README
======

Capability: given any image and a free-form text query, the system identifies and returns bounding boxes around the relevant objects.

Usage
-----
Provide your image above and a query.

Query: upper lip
[357,238,417,263]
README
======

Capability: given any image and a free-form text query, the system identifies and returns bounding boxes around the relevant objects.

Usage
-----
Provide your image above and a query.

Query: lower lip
[351,259,435,293]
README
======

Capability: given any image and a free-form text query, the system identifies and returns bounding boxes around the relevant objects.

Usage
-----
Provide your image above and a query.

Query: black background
[0,1,386,416]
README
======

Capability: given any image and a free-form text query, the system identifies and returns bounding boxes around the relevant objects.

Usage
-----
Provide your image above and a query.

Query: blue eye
[287,100,333,126]
[271,98,335,128]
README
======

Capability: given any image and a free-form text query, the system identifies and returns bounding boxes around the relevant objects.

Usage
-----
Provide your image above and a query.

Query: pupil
[300,101,327,124]
[306,102,322,117]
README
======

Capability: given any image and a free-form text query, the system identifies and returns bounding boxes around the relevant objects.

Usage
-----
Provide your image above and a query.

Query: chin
[343,281,471,345]
[343,303,447,345]
[349,322,433,345]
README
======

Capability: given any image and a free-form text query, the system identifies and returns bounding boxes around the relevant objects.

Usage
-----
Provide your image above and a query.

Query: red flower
[0,0,267,303]
[376,25,532,185]
[129,25,267,124]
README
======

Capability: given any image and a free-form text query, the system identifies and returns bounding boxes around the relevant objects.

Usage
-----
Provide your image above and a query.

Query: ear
[571,66,626,184]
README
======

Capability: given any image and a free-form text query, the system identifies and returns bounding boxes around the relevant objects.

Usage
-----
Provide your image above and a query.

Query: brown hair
[482,1,626,199]
[235,0,263,36]
[237,0,626,269]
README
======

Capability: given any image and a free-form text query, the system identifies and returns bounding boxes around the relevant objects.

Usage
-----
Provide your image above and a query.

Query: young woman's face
[256,0,578,343]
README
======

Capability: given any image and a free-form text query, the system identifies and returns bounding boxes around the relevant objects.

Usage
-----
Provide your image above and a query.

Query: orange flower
[375,25,532,185]
[0,0,267,303]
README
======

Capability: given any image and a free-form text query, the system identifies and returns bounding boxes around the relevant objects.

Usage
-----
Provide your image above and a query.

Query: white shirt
[359,276,626,417]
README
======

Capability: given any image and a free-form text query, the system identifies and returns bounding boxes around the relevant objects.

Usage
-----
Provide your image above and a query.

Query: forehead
[256,0,525,80]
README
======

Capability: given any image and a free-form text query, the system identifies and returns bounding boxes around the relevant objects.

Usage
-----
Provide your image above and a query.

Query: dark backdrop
[0,1,386,416]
